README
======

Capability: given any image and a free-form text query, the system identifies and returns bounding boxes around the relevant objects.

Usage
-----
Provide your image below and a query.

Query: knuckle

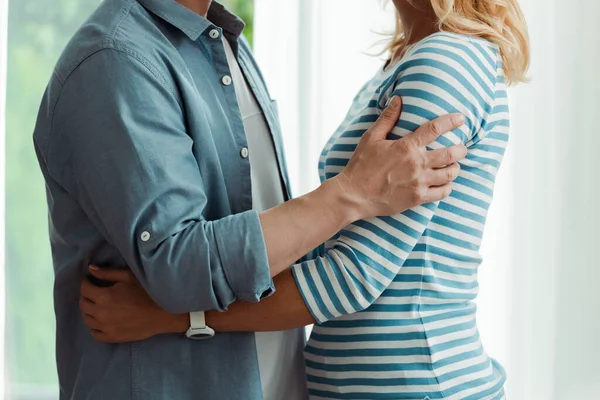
[396,140,412,155]
[445,148,454,165]
[375,114,391,127]
[452,163,461,179]
[430,120,444,136]
[444,185,453,198]
[446,165,460,181]
[414,186,427,203]
[380,107,395,120]
[406,157,419,173]
[446,168,453,181]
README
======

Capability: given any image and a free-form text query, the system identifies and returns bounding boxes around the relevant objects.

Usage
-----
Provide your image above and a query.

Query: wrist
[323,174,368,225]
[204,310,220,332]
[160,312,189,334]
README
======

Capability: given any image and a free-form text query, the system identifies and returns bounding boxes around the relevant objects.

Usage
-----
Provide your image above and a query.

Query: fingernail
[89,265,99,271]
[453,114,466,125]
[386,96,400,109]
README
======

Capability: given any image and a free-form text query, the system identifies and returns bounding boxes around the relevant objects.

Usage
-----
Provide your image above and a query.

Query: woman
[82,0,529,398]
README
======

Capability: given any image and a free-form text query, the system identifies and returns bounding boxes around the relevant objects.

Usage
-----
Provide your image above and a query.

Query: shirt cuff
[214,210,275,303]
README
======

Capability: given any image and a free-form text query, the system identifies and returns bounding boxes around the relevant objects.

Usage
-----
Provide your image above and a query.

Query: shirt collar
[136,0,245,41]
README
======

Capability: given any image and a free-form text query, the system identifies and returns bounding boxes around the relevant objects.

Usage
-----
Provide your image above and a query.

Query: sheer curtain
[254,0,600,398]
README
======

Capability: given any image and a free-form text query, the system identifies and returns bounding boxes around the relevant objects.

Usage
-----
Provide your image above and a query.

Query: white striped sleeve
[292,37,498,324]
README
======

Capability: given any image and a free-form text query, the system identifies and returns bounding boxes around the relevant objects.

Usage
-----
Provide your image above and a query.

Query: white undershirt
[222,38,308,400]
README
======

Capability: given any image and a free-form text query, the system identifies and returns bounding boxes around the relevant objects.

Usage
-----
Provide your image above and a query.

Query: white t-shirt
[222,38,308,400]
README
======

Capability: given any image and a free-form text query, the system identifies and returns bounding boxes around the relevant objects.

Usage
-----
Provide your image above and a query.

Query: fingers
[422,183,454,203]
[79,296,104,332]
[406,113,466,148]
[90,330,112,343]
[89,265,133,283]
[427,163,461,187]
[426,145,468,169]
[82,313,103,331]
[79,296,96,315]
[80,277,105,303]
[367,96,402,140]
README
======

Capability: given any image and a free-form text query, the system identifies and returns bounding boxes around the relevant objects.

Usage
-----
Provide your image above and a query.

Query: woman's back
[293,32,509,399]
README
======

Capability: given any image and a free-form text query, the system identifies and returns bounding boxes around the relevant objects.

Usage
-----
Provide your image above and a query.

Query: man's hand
[260,96,468,277]
[335,96,467,219]
[80,266,187,343]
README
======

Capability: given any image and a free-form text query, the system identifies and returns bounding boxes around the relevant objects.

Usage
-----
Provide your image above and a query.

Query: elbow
[145,274,237,315]
[138,255,237,315]
[133,214,272,314]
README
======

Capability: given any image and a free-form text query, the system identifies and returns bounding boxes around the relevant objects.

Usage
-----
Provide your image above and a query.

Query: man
[33,0,466,399]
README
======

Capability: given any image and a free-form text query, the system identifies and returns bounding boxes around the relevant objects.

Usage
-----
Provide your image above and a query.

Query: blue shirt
[33,1,291,398]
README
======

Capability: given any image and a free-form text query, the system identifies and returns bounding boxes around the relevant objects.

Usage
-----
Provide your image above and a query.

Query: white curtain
[254,0,600,398]
[0,0,8,395]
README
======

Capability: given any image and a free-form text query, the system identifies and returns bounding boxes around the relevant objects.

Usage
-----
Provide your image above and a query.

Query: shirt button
[209,29,220,39]
[221,75,232,86]
[240,147,249,159]
[140,231,151,242]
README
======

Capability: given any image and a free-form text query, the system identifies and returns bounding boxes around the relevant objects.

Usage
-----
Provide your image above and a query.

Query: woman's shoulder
[379,31,502,139]
[414,31,499,56]
[387,31,502,96]
[404,31,501,76]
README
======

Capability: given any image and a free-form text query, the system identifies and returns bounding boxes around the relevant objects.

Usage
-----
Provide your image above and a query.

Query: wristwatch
[185,311,215,340]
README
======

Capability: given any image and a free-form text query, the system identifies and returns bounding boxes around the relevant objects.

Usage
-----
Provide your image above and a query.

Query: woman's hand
[80,266,188,343]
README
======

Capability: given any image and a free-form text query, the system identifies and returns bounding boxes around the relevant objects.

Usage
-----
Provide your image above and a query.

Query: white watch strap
[189,311,207,329]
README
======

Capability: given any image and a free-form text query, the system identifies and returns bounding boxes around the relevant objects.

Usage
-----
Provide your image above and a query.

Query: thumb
[89,265,132,283]
[368,96,402,140]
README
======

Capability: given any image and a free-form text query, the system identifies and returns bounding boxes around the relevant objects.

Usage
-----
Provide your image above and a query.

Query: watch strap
[189,311,207,330]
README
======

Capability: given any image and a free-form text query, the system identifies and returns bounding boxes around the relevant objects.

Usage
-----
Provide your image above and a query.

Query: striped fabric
[291,32,509,399]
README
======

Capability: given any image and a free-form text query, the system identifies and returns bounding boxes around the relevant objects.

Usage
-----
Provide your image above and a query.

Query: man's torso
[222,37,308,400]
[32,1,301,399]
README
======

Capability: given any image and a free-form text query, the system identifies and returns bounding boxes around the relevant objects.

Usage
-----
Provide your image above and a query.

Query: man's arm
[257,99,467,276]
[53,49,465,315]
[78,268,308,342]
[46,48,273,314]
[78,103,467,341]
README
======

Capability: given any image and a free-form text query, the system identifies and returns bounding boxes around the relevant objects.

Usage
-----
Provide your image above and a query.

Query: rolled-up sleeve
[45,47,273,313]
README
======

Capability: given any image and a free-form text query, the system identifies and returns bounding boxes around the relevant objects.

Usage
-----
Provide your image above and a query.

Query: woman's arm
[208,270,314,332]
[210,34,500,329]
[264,38,498,326]
[79,268,310,343]
[80,36,497,341]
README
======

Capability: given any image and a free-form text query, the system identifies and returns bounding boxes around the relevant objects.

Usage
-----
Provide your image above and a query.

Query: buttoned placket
[201,26,253,208]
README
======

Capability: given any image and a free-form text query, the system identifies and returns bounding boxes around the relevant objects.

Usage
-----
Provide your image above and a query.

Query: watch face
[190,333,213,339]
[186,327,215,340]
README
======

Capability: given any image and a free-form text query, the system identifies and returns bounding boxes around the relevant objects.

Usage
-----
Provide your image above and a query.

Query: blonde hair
[389,0,530,85]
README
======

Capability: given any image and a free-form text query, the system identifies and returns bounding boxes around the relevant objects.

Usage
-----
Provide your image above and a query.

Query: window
[4,1,253,398]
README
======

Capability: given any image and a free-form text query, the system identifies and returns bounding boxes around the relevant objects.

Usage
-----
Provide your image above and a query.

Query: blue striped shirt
[292,32,509,399]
